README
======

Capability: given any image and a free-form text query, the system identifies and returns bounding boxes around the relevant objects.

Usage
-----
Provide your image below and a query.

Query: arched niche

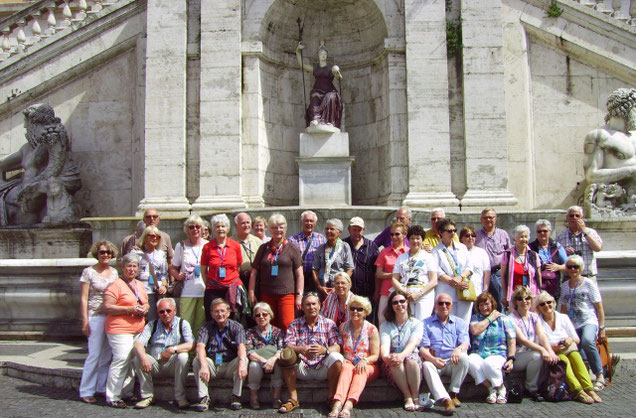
[242,0,402,205]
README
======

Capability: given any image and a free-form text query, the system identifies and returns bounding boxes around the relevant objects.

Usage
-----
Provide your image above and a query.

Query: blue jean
[488,270,503,312]
[576,324,602,375]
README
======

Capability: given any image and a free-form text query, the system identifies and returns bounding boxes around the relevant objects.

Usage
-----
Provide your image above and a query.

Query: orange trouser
[333,360,380,404]
[260,292,296,332]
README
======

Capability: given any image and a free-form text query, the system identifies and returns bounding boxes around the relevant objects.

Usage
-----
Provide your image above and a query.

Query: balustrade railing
[0,0,121,62]
[572,0,635,24]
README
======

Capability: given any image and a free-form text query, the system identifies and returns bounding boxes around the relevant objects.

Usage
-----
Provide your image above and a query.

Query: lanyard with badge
[517,248,530,286]
[350,321,365,364]
[143,249,156,286]
[241,241,254,264]
[395,320,408,353]
[215,328,227,364]
[189,240,202,277]
[270,240,286,277]
[217,246,227,279]
[568,278,582,319]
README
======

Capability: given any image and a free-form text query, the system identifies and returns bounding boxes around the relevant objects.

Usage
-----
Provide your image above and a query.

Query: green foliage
[446,20,462,56]
[547,1,564,18]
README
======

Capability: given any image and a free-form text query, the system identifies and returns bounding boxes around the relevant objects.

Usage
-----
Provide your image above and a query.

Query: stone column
[137,0,190,215]
[402,0,459,208]
[460,0,517,207]
[191,0,247,211]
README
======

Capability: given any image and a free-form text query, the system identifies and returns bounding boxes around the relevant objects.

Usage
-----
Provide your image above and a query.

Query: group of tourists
[77,205,611,414]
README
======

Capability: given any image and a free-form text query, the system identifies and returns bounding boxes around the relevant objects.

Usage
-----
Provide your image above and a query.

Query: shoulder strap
[179,318,185,344]
[141,251,159,290]
[301,234,313,260]
[151,319,158,337]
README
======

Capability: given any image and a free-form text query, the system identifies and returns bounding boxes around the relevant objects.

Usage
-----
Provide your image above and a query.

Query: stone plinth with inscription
[297,131,354,206]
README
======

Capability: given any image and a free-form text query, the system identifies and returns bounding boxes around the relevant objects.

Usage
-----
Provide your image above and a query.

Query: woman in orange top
[103,252,149,408]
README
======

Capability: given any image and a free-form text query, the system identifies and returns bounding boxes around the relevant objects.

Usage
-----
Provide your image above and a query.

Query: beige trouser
[192,356,245,399]
[133,352,189,401]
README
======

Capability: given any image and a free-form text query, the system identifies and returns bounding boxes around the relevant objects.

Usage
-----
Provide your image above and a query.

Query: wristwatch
[325,347,331,356]
[172,346,178,354]
[599,325,606,330]
[507,355,516,362]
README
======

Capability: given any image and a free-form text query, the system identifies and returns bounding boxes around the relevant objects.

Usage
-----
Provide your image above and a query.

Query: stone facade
[0,0,634,217]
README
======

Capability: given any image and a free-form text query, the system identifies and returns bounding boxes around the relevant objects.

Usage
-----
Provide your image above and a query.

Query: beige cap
[349,216,365,228]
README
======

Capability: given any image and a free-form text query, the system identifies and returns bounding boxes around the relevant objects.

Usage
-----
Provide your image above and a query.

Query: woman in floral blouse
[245,302,285,410]
[329,295,379,417]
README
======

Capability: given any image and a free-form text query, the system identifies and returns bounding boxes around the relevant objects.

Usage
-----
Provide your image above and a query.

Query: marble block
[0,225,93,259]
[297,157,355,206]
[299,132,350,157]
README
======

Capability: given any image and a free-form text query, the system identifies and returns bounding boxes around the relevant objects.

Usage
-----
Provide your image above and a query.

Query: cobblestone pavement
[3,370,636,418]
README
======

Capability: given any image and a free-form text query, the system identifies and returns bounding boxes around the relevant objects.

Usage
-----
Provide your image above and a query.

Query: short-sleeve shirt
[104,278,148,335]
[245,325,285,357]
[540,311,578,345]
[312,239,355,288]
[375,246,408,296]
[285,315,343,369]
[343,237,380,297]
[557,278,602,329]
[172,239,208,298]
[289,231,326,274]
[200,239,243,288]
[133,249,168,294]
[252,240,302,295]
[137,316,194,359]
[420,314,469,359]
[197,319,245,362]
[555,228,602,277]
[469,313,516,359]
[340,319,376,361]
[475,228,511,269]
[234,234,262,276]
[79,266,118,317]
[380,317,424,354]
[511,311,539,353]
[393,249,437,287]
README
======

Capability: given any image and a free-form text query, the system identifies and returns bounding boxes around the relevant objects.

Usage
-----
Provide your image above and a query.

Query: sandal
[496,386,507,404]
[586,390,602,403]
[108,400,127,409]
[486,390,497,404]
[338,401,353,418]
[80,396,96,404]
[403,397,415,411]
[279,398,300,414]
[575,391,594,405]
[328,400,342,418]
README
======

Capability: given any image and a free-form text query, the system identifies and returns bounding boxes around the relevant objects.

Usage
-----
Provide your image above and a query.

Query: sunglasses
[392,299,407,306]
[444,229,457,234]
[254,312,269,318]
[516,296,532,302]
[464,234,476,238]
[437,301,451,306]
[148,235,159,239]
[349,306,364,312]
[536,229,550,233]
[390,233,402,237]
[158,309,173,314]
[566,265,580,270]
[538,301,553,307]
[98,250,112,256]
[189,225,201,229]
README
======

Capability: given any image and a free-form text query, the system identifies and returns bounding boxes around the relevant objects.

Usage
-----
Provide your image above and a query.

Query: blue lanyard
[143,249,156,285]
[273,241,284,263]
[217,246,227,266]
[189,241,201,261]
[216,328,227,349]
[396,320,408,349]
[349,322,364,354]
[261,326,273,345]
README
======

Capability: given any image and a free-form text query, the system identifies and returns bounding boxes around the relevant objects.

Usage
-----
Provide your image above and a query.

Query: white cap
[349,216,365,228]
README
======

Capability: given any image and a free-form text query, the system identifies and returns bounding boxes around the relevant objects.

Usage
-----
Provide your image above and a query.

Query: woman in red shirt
[201,213,243,321]
[374,221,408,326]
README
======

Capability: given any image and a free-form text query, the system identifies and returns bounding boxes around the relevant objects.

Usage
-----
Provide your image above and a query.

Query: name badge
[194,265,201,276]
[218,267,226,278]
[215,353,224,365]
[522,275,529,286]
[271,264,279,276]
[352,356,360,365]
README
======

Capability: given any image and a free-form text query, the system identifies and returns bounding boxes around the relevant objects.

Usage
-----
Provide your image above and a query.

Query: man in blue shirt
[132,298,194,409]
[419,294,470,415]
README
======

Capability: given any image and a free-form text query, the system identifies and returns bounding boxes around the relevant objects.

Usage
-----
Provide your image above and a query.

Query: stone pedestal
[296,132,354,206]
[0,225,92,259]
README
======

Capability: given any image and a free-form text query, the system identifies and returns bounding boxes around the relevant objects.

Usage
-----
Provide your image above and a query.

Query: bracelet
[507,355,516,362]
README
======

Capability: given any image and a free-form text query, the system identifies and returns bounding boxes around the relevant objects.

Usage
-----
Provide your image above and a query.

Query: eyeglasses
[254,312,269,318]
[189,225,201,230]
[349,306,364,312]
[538,301,553,307]
[98,250,112,256]
[437,301,451,306]
[392,299,407,306]
[390,233,402,237]
[158,309,173,314]
[516,296,532,302]
[444,229,457,234]
[566,265,580,270]
[144,214,159,219]
[536,230,550,234]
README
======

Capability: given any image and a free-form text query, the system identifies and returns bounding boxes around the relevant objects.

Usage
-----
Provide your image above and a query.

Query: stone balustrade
[0,0,120,63]
[571,0,636,24]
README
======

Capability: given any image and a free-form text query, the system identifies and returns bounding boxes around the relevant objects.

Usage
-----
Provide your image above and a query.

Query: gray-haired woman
[501,225,542,310]
[169,215,209,338]
[529,219,567,300]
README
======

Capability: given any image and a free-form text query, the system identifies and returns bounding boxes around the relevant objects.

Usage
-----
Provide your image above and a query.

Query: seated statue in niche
[0,104,81,226]
[296,40,343,133]
[583,87,636,217]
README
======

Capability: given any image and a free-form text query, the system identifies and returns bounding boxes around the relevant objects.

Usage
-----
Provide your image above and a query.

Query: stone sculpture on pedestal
[0,104,81,226]
[583,88,636,218]
[296,40,343,133]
